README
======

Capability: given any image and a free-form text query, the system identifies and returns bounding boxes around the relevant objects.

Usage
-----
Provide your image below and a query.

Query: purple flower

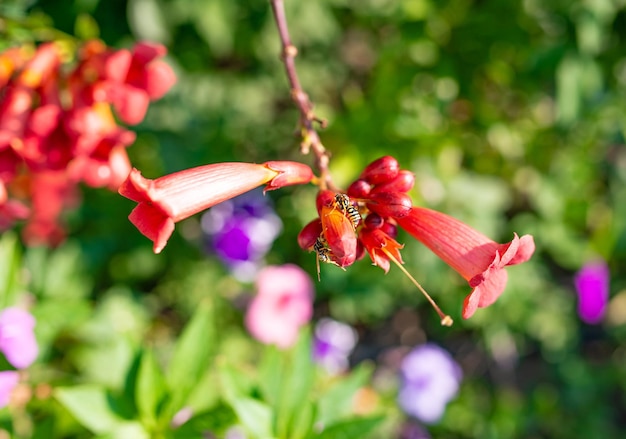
[0,307,38,369]
[398,343,462,424]
[0,371,20,408]
[312,318,358,374]
[201,190,282,281]
[399,421,432,439]
[574,260,610,324]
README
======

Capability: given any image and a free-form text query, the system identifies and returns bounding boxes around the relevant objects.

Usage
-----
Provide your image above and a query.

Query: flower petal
[128,202,175,254]
[0,371,20,408]
[0,307,38,369]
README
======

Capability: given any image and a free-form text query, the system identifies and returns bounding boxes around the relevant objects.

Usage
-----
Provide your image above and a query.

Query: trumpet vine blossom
[119,161,312,253]
[397,207,535,319]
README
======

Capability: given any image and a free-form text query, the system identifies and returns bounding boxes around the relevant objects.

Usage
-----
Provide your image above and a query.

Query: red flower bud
[366,192,412,219]
[381,220,398,239]
[371,170,415,194]
[360,156,399,184]
[298,218,323,250]
[364,212,384,229]
[347,179,371,198]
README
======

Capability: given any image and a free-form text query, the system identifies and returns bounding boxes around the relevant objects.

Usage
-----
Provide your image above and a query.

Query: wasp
[334,193,361,230]
[313,235,342,280]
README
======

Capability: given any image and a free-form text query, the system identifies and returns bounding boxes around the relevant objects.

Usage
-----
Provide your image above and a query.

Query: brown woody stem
[269,0,335,191]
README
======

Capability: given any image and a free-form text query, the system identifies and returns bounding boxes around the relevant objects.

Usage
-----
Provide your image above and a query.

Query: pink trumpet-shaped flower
[397,207,535,319]
[119,161,313,253]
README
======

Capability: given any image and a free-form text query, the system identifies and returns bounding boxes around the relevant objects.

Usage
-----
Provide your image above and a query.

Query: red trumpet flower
[119,161,313,253]
[397,207,535,319]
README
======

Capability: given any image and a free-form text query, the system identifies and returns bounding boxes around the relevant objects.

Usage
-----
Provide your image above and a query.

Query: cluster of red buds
[0,40,176,245]
[298,156,535,323]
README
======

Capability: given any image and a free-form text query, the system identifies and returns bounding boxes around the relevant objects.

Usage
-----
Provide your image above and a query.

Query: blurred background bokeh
[1,0,626,437]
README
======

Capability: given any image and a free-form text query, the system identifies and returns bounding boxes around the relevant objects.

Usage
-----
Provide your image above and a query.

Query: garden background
[1,0,625,438]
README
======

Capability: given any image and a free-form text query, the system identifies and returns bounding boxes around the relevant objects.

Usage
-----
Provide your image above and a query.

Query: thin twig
[269,0,336,191]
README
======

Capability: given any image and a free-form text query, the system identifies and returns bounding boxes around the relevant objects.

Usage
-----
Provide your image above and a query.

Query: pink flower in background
[245,264,314,349]
[0,307,38,369]
[0,371,20,408]
[574,260,609,324]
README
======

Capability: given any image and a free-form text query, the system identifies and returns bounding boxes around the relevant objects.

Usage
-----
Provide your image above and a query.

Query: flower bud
[298,218,323,250]
[381,220,398,239]
[360,156,399,185]
[366,192,412,219]
[371,170,415,194]
[364,212,384,229]
[347,179,371,198]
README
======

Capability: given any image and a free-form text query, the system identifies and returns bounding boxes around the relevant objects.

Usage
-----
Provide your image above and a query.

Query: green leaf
[164,299,215,418]
[218,361,255,403]
[170,404,237,439]
[0,231,21,306]
[315,416,385,439]
[258,345,283,407]
[276,329,315,437]
[55,385,126,434]
[136,348,166,427]
[316,363,374,427]
[230,397,274,439]
[289,400,316,439]
[95,422,150,439]
[24,242,92,299]
[74,13,99,40]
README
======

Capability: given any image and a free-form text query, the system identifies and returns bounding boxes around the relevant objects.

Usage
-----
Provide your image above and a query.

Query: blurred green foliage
[2,0,626,437]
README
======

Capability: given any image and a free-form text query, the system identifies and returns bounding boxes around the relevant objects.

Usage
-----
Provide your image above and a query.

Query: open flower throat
[297,156,535,322]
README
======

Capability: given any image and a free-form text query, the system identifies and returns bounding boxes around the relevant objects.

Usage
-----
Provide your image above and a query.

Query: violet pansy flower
[398,343,462,424]
[574,260,609,324]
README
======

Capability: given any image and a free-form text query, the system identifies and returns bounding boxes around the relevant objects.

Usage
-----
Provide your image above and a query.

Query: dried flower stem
[269,0,335,191]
